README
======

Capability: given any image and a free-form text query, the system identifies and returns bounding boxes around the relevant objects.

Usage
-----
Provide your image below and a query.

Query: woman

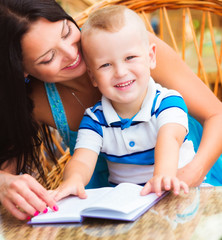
[0,0,222,220]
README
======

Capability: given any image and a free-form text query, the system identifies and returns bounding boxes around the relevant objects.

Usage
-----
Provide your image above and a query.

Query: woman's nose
[60,42,77,61]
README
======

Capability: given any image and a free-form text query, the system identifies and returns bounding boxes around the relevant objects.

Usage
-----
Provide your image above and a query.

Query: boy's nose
[114,63,128,78]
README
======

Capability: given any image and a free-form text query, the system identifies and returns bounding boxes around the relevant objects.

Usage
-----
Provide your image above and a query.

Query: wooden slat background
[57,0,99,17]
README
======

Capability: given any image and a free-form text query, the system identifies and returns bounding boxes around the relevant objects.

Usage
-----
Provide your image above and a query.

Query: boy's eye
[99,63,111,69]
[126,56,135,60]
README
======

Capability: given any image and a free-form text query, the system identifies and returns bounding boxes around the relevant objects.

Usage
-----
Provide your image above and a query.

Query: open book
[29,183,167,224]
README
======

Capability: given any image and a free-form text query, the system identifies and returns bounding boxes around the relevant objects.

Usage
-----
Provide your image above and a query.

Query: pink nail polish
[43,208,48,214]
[53,205,59,211]
[34,211,39,216]
[26,216,31,220]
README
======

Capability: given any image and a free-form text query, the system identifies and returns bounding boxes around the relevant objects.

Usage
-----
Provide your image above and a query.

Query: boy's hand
[49,178,87,202]
[140,175,189,196]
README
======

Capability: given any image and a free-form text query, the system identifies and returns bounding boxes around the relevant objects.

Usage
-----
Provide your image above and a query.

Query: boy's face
[82,23,156,106]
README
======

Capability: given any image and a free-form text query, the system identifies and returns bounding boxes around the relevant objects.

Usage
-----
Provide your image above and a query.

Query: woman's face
[21,18,86,83]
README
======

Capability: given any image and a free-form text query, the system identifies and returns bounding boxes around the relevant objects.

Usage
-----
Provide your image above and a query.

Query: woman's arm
[149,33,222,186]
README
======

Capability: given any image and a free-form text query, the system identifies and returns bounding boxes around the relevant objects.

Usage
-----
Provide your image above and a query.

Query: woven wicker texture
[40,0,222,189]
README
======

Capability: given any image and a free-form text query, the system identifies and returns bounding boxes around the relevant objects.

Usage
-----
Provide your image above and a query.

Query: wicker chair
[40,0,222,189]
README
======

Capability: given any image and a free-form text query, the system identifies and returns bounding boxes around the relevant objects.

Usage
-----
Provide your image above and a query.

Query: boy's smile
[114,80,136,89]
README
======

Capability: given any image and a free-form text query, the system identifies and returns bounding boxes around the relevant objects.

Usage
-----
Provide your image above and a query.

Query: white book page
[30,187,112,224]
[82,183,160,214]
[81,202,153,221]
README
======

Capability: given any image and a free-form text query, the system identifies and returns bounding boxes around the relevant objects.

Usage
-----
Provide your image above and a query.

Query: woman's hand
[49,175,87,202]
[141,175,189,197]
[0,172,58,220]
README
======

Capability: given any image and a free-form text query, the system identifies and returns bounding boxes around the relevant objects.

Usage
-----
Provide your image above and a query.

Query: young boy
[52,5,195,200]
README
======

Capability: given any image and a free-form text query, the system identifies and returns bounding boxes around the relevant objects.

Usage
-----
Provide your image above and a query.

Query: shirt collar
[102,95,120,125]
[133,77,156,122]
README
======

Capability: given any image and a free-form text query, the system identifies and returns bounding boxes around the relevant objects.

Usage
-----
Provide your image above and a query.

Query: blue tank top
[44,82,77,155]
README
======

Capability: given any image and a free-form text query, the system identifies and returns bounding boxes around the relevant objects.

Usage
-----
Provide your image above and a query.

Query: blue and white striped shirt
[75,78,195,184]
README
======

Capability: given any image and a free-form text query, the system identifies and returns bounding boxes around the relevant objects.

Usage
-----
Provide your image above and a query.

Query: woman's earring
[25,77,30,84]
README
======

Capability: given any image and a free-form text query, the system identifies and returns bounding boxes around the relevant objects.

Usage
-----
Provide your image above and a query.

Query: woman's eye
[62,20,72,39]
[41,58,53,64]
[40,51,55,65]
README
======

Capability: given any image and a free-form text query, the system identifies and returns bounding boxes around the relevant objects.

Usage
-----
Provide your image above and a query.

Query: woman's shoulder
[30,76,102,131]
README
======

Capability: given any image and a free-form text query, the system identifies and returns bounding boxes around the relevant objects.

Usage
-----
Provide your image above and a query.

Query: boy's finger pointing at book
[140,181,152,196]
[49,184,74,202]
[76,184,87,199]
[49,182,87,202]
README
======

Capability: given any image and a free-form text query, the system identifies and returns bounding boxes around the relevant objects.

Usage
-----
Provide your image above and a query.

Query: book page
[30,187,112,224]
[29,183,166,224]
[82,183,160,214]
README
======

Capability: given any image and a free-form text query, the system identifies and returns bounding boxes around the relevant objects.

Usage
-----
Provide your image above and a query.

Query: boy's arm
[51,148,98,201]
[63,148,98,185]
[141,123,188,196]
[154,123,186,177]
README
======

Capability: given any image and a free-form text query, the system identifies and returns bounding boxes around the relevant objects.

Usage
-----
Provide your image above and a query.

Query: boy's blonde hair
[81,5,147,36]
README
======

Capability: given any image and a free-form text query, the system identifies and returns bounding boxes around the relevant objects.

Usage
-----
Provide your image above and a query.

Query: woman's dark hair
[0,0,78,180]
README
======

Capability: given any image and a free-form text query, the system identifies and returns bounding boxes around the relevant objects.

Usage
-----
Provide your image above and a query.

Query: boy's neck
[114,103,140,119]
[111,90,147,119]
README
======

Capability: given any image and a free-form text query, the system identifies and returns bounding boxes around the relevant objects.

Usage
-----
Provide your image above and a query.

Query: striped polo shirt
[75,77,195,184]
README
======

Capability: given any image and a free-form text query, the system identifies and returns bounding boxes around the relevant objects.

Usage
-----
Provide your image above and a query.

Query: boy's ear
[87,67,98,87]
[149,43,156,69]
